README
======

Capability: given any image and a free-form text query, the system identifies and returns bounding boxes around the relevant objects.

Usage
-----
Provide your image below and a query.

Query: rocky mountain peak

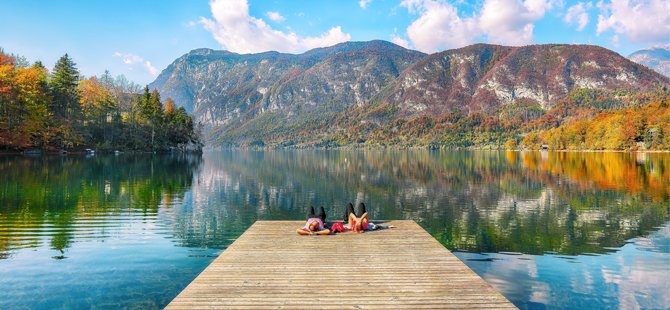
[149,40,668,146]
[629,46,670,77]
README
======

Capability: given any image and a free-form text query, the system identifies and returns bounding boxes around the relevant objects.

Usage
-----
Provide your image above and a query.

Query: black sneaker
[317,206,327,222]
[306,206,315,220]
[343,203,355,222]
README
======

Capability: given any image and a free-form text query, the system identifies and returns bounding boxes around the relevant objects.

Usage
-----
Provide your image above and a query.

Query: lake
[0,150,668,309]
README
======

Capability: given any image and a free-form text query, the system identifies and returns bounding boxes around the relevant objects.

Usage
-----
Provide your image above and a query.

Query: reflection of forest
[0,154,202,259]
[2,151,667,259]
[519,151,670,201]
[178,150,668,255]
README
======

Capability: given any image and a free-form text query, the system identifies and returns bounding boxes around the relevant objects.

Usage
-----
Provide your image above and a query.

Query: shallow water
[0,150,668,309]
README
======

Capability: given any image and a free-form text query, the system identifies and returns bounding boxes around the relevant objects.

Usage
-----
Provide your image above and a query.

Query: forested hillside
[239,87,669,150]
[522,90,670,150]
[151,41,669,150]
[0,49,201,152]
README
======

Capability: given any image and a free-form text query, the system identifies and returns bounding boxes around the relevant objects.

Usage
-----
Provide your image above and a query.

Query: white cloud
[400,0,479,52]
[113,52,159,77]
[200,0,351,54]
[144,61,159,77]
[564,2,591,31]
[596,0,670,43]
[611,34,620,47]
[399,0,558,52]
[359,0,372,9]
[300,26,351,50]
[479,0,557,46]
[523,0,558,17]
[266,11,285,22]
[391,34,410,48]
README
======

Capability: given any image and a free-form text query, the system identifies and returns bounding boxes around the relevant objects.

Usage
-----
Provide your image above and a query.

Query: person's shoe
[317,206,327,222]
[307,206,315,220]
[343,203,354,223]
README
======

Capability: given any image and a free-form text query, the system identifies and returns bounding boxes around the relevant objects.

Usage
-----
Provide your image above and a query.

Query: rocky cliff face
[150,41,425,127]
[385,44,664,117]
[629,46,670,77]
[150,41,668,146]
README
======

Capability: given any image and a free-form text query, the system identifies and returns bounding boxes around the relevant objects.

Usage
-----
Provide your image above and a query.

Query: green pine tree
[49,54,81,149]
[138,88,164,151]
[49,54,80,118]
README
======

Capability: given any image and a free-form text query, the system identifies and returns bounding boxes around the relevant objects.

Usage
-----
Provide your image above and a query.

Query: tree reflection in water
[168,150,668,255]
[0,154,202,259]
[0,150,667,309]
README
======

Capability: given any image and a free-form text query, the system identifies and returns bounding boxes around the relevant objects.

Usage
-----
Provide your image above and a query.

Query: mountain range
[150,40,669,147]
[628,46,670,78]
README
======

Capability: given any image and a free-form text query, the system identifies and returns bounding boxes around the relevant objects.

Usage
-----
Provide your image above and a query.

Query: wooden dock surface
[167,220,516,309]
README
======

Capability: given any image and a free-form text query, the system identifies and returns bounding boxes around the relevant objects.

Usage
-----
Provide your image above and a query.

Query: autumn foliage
[0,49,200,152]
[0,52,50,148]
[522,99,670,150]
[215,86,670,150]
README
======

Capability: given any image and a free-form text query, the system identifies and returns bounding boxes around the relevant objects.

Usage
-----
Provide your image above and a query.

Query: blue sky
[1,0,668,85]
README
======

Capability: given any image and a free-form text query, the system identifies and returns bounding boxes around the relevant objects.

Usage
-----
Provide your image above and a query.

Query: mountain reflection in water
[0,150,668,309]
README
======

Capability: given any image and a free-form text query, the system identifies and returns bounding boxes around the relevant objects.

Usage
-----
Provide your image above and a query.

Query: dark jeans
[343,202,366,222]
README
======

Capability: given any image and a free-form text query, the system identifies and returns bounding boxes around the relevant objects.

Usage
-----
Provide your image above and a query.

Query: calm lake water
[0,150,668,309]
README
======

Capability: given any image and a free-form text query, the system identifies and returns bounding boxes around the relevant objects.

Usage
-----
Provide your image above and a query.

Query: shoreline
[0,149,203,156]
[203,145,670,153]
[4,145,669,155]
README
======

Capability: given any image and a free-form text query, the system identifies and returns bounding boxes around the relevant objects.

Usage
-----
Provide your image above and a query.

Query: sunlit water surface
[0,151,668,309]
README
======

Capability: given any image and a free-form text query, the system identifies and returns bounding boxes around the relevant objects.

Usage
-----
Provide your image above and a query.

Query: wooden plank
[166,220,516,309]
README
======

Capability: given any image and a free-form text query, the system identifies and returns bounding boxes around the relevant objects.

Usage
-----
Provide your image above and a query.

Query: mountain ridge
[629,46,670,77]
[149,40,669,148]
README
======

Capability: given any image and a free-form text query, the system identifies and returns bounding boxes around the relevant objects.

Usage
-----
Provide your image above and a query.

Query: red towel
[331,222,345,233]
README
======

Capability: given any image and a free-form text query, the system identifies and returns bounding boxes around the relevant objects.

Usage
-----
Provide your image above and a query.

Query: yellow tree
[0,52,16,146]
[14,64,50,147]
[79,77,113,123]
[505,138,518,150]
[164,97,175,115]
[0,52,50,149]
[78,76,115,146]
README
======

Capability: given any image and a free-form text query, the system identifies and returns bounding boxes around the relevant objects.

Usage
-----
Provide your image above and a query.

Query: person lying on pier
[296,204,395,235]
[345,202,368,233]
[296,206,331,235]
[330,202,394,233]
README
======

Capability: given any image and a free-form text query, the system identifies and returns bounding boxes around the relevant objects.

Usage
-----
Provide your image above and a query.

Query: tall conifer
[49,54,80,118]
[49,54,81,148]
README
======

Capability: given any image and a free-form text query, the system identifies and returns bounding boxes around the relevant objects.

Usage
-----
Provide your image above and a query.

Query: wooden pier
[167,220,516,309]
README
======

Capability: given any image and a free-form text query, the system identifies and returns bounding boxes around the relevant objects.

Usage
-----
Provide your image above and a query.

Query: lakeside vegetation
[211,86,670,151]
[0,49,201,152]
[4,47,666,152]
[522,96,670,150]
[338,87,670,150]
